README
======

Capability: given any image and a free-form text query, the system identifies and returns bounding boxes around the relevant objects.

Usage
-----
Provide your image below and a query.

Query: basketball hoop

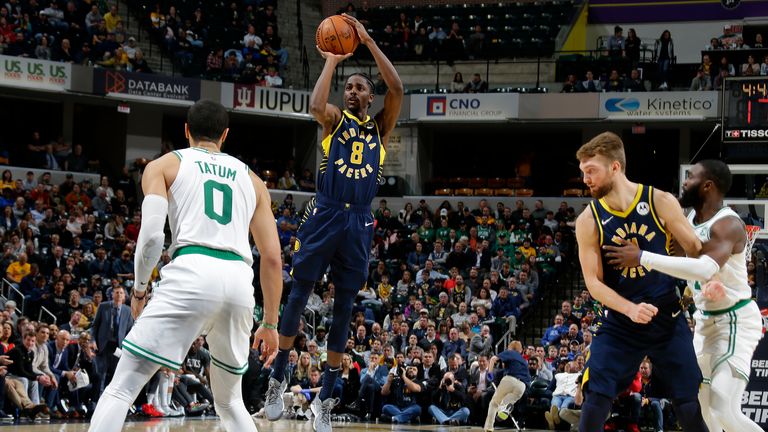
[746,225,761,262]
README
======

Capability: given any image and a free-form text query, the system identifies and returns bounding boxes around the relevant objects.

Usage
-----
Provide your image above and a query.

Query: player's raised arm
[309,47,348,133]
[342,14,403,145]
[576,208,657,324]
[248,172,283,356]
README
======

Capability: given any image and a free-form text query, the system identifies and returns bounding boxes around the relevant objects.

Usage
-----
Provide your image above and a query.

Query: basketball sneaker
[496,402,513,420]
[310,397,338,432]
[264,377,287,421]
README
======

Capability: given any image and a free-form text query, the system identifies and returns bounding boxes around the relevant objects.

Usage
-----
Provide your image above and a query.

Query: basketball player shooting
[88,100,284,432]
[604,160,764,432]
[263,13,403,432]
[574,132,709,432]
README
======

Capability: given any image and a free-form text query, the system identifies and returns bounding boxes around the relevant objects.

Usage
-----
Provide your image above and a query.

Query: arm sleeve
[134,194,168,293]
[639,251,720,282]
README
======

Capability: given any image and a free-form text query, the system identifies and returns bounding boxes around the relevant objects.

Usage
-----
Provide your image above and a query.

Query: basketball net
[746,225,761,262]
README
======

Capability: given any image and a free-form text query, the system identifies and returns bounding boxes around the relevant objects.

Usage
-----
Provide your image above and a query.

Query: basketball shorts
[122,251,255,376]
[291,196,374,290]
[693,299,763,382]
[584,302,702,400]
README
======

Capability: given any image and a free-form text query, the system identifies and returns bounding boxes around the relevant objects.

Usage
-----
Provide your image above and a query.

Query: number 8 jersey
[317,110,386,206]
[167,147,256,265]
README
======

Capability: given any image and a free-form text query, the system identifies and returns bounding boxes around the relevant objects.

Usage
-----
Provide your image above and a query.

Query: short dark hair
[348,72,374,92]
[187,100,229,142]
[698,159,732,194]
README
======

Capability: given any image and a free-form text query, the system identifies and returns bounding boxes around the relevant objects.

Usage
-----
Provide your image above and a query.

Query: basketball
[316,15,359,55]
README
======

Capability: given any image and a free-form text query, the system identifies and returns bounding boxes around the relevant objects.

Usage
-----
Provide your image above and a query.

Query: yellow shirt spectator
[6,260,31,283]
[103,6,122,33]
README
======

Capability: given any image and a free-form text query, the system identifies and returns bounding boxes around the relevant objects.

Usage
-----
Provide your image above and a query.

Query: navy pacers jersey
[590,184,675,303]
[317,110,385,205]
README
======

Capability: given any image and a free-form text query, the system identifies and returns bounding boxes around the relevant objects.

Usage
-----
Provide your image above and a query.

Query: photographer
[380,363,423,424]
[428,371,470,425]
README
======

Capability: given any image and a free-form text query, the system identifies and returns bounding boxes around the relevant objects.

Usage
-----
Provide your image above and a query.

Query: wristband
[133,290,147,300]
[261,322,278,330]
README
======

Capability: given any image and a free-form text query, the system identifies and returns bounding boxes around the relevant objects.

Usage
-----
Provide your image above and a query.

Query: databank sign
[599,91,718,120]
[0,55,71,91]
[410,94,519,121]
[93,69,200,103]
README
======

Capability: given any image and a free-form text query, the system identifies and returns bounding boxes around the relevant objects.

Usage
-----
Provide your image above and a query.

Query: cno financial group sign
[410,93,519,121]
[599,91,718,120]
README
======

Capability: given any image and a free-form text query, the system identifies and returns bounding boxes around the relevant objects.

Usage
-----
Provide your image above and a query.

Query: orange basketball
[316,15,359,55]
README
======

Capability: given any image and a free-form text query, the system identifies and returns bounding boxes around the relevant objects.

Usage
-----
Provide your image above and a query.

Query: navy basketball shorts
[583,303,702,400]
[291,196,374,302]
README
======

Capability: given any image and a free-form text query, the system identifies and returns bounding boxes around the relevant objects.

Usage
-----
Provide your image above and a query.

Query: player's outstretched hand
[603,238,641,268]
[702,279,726,302]
[341,13,373,45]
[627,302,658,324]
[130,293,148,319]
[316,45,353,63]
[253,325,279,361]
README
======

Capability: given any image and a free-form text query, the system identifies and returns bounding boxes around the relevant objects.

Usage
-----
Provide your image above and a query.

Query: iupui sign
[233,84,312,118]
[410,94,519,121]
[93,69,200,103]
[599,92,718,120]
[0,55,71,91]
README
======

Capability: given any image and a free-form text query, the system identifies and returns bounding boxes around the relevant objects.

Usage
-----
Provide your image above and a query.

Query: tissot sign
[410,94,519,121]
[0,55,70,91]
[599,92,718,120]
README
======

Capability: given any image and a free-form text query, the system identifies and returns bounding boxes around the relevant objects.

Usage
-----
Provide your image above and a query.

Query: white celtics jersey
[688,207,751,312]
[167,147,256,265]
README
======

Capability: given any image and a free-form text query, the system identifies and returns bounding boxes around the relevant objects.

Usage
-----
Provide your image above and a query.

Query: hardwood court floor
[1,417,534,431]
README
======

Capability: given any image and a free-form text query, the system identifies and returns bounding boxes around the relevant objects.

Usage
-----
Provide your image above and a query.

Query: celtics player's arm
[134,154,175,295]
[248,172,283,334]
[623,190,726,282]
[576,208,658,324]
[636,216,744,284]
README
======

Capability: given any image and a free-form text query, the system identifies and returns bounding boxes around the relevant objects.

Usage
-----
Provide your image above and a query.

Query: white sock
[88,352,160,432]
[156,373,170,411]
[210,366,256,432]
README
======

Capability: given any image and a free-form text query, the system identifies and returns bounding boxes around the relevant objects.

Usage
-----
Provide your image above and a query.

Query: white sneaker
[264,377,287,421]
[310,397,338,432]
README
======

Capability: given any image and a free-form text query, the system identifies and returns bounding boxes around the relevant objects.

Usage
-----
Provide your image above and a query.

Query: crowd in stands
[0,1,152,73]
[139,0,284,85]
[336,0,573,63]
[562,27,768,93]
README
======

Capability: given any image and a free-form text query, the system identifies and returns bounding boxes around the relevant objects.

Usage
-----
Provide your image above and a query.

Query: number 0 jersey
[167,147,256,265]
[318,110,386,206]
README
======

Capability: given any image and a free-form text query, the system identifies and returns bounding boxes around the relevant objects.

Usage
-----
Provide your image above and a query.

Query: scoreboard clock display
[722,77,768,143]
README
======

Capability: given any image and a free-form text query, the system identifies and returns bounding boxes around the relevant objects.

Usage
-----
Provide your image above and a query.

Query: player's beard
[591,180,614,199]
[679,182,703,209]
